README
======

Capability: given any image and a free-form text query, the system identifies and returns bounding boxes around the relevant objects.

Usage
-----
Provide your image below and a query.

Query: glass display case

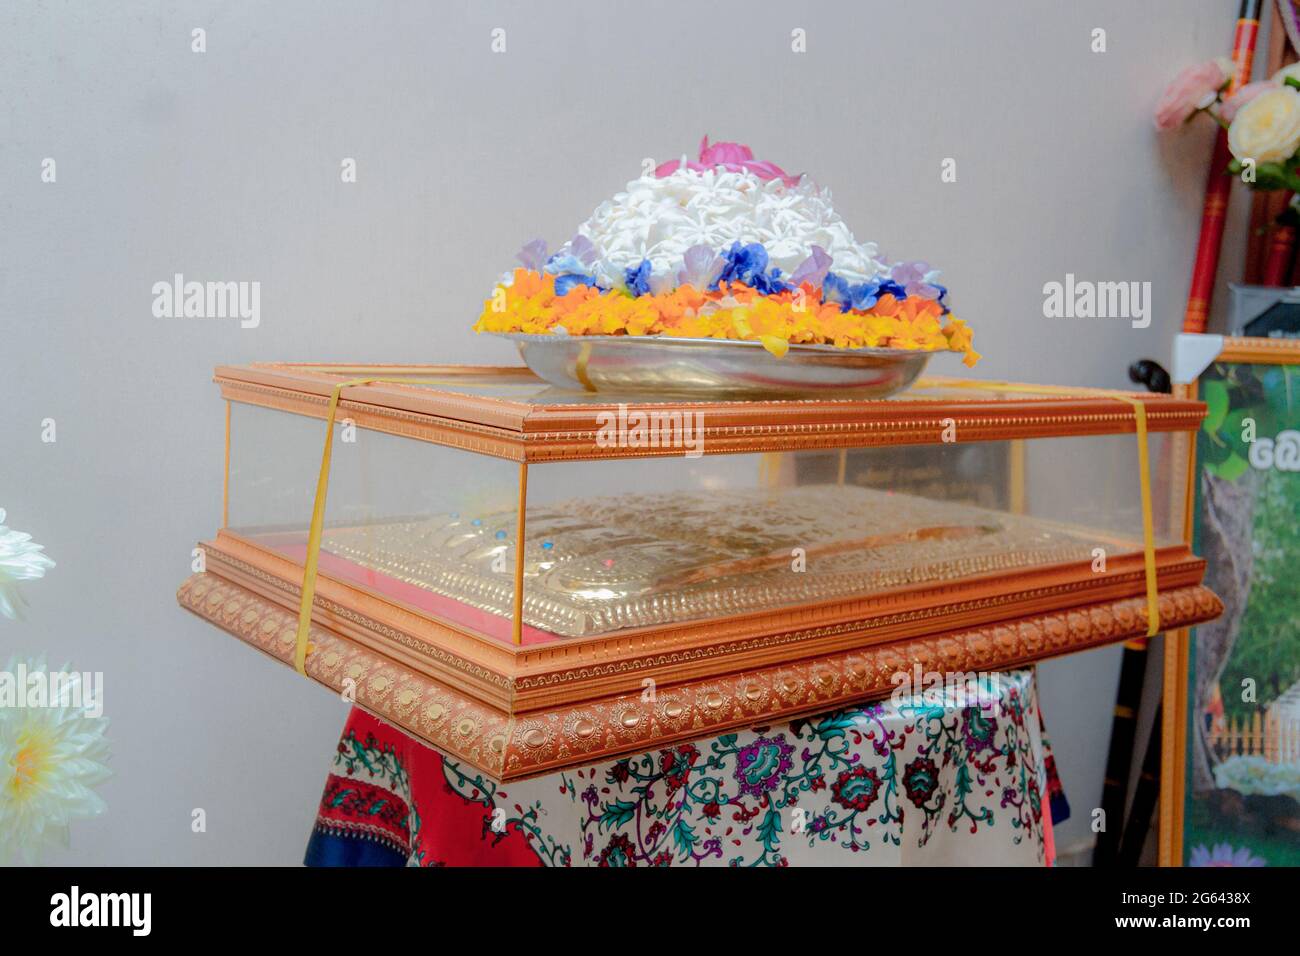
[179,363,1222,780]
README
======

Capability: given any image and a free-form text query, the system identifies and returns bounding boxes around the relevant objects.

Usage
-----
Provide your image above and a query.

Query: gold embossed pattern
[319,485,1103,637]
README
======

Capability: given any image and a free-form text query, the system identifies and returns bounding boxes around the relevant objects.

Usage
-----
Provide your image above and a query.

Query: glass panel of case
[225,401,1187,648]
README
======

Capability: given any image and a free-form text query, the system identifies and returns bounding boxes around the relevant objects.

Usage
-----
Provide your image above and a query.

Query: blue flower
[716,241,790,294]
[554,273,599,296]
[750,266,789,295]
[717,241,766,288]
[539,251,602,296]
[876,279,907,301]
[849,279,882,310]
[544,253,589,276]
[624,259,653,297]
[822,272,883,312]
[930,283,951,313]
[822,272,852,310]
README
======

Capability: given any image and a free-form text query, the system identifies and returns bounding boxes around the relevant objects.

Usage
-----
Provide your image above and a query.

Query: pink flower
[1154,59,1231,131]
[1221,80,1278,122]
[654,136,801,186]
[698,136,752,166]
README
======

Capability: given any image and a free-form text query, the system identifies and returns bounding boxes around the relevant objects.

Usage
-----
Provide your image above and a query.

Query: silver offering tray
[494,332,934,398]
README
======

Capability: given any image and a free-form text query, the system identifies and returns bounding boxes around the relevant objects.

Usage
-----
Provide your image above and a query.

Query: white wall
[0,0,1251,863]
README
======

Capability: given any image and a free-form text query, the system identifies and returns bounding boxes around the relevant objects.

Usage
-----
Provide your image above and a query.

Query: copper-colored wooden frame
[1159,336,1300,866]
[214,362,1208,462]
[180,570,1221,782]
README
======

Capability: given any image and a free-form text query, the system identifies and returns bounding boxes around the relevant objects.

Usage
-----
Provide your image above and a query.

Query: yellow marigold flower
[472,273,980,367]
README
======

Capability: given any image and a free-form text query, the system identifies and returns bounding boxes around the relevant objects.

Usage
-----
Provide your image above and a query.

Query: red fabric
[310,707,542,867]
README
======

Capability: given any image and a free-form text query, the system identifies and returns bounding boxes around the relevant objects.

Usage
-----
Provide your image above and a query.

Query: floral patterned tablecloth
[305,669,1066,867]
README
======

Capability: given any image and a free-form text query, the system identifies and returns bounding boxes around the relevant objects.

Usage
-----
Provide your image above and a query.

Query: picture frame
[1162,335,1300,866]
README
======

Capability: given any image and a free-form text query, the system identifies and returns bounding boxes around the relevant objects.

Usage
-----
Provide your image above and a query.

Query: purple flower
[890,260,944,301]
[1189,843,1267,867]
[677,244,726,290]
[647,272,676,296]
[567,234,598,267]
[515,238,548,272]
[733,734,795,799]
[789,245,832,288]
[890,260,930,286]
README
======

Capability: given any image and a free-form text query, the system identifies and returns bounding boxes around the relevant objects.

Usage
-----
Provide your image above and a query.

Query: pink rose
[1221,80,1278,122]
[1154,59,1231,131]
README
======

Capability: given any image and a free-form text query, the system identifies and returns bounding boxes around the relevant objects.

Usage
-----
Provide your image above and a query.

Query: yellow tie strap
[920,379,1161,637]
[291,377,526,674]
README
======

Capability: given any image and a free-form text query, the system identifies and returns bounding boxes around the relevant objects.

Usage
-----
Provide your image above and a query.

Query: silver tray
[495,333,932,398]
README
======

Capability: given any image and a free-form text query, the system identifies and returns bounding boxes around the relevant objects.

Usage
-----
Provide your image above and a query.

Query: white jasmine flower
[576,167,889,285]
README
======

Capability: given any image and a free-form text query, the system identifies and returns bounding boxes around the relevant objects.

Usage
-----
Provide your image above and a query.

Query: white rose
[1228,86,1300,164]
[1273,62,1300,87]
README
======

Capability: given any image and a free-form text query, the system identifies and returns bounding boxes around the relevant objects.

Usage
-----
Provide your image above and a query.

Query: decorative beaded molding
[178,571,1222,782]
[215,365,1208,461]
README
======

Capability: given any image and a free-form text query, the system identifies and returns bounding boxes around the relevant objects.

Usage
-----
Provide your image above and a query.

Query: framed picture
[1163,336,1300,866]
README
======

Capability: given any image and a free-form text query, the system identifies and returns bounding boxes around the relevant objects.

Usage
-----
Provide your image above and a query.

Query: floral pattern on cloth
[306,670,1059,867]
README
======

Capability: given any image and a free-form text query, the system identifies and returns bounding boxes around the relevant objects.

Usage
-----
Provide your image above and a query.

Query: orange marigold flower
[472,272,979,367]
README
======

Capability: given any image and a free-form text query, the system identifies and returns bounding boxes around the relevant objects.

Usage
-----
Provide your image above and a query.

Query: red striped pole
[1182,0,1263,332]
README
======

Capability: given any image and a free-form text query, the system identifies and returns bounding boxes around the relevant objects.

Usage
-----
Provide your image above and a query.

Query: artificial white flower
[0,509,56,620]
[0,657,111,863]
[576,167,888,286]
[1228,86,1300,164]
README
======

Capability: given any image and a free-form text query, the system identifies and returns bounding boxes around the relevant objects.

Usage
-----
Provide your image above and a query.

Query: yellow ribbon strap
[916,379,1160,637]
[1111,394,1161,637]
[292,377,499,674]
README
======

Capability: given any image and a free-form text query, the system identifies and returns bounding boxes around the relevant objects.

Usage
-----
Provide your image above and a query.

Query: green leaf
[1217,451,1250,481]
[1203,379,1229,434]
[808,712,858,740]
[671,817,698,856]
[598,799,637,833]
[756,807,782,851]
